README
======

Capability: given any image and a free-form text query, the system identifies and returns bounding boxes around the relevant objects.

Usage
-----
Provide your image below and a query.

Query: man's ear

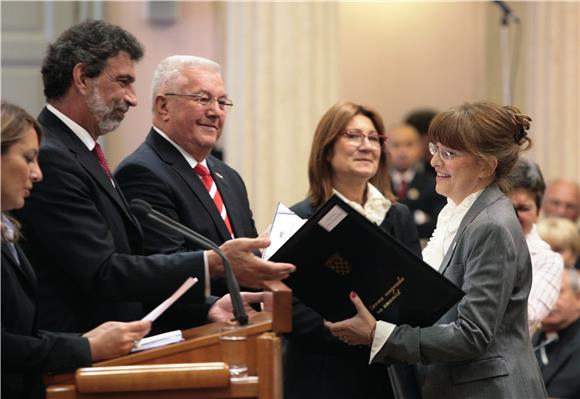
[154,94,170,121]
[72,63,90,95]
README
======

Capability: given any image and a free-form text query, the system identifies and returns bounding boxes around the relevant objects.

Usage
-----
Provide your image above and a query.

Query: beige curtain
[523,1,579,182]
[223,2,339,231]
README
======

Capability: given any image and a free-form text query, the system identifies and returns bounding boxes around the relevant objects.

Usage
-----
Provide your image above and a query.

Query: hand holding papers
[130,277,197,352]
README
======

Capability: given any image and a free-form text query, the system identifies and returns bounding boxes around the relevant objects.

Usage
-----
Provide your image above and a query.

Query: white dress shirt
[526,224,563,332]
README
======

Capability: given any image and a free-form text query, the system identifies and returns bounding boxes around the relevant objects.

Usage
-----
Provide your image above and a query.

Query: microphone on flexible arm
[492,0,520,24]
[130,198,248,326]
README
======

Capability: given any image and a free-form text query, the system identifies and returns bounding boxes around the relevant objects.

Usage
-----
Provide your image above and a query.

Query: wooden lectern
[45,281,292,399]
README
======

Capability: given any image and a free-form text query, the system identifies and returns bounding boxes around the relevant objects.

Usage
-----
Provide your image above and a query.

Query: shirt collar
[153,126,208,170]
[526,224,552,255]
[391,169,416,186]
[333,183,392,225]
[46,104,96,151]
[1,214,15,242]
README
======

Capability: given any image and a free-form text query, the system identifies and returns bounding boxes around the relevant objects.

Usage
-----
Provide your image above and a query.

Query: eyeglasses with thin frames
[428,142,460,161]
[341,129,387,147]
[165,91,234,112]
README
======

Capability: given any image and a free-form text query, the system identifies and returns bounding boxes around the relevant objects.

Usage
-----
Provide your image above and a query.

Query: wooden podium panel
[45,281,291,399]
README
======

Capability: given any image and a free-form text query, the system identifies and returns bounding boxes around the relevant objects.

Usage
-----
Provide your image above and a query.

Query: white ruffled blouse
[332,183,392,225]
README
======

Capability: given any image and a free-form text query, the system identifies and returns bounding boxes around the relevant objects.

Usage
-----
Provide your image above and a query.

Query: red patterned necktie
[92,142,112,179]
[193,163,233,237]
[398,178,408,200]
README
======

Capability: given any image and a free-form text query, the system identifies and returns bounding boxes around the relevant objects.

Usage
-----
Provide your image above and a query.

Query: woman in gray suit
[325,101,547,398]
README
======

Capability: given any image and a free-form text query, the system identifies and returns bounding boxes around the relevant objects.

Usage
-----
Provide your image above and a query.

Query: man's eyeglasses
[165,91,234,112]
[341,129,387,147]
[428,142,459,161]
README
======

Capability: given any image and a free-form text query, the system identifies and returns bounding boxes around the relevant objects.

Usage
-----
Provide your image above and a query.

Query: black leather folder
[269,195,465,326]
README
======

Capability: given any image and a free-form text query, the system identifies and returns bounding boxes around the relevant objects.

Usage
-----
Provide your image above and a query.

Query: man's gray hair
[151,55,221,106]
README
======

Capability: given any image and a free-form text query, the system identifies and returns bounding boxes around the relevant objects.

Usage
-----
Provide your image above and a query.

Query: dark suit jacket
[284,198,421,399]
[2,241,91,399]
[115,129,257,255]
[373,184,547,399]
[533,319,580,398]
[392,166,446,239]
[15,108,207,333]
[115,129,258,294]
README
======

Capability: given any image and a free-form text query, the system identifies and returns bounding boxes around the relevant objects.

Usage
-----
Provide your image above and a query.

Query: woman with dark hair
[1,101,151,399]
[509,157,563,333]
[284,101,421,399]
[326,102,547,398]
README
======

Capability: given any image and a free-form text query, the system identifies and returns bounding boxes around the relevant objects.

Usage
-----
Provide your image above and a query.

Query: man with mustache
[115,56,267,330]
[16,21,294,334]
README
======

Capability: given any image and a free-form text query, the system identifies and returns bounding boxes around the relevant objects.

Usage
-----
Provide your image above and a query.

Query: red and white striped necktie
[194,163,233,237]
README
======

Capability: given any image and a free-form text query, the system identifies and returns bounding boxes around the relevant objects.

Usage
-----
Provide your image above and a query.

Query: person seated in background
[325,101,546,398]
[508,157,564,333]
[404,108,438,171]
[1,101,151,399]
[538,217,580,270]
[385,123,445,240]
[284,101,421,399]
[542,179,580,223]
[532,269,580,399]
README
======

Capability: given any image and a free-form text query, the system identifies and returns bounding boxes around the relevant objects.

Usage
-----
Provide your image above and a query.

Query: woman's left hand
[324,291,377,346]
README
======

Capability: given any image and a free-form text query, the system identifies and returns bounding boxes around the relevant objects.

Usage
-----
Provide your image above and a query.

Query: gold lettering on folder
[369,276,405,315]
[324,253,352,276]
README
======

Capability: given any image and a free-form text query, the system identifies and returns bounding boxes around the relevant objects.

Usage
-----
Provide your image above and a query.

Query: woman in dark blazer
[1,101,151,399]
[284,101,421,399]
[326,102,547,398]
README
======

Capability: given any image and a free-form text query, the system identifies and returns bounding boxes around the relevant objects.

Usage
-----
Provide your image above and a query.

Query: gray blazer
[373,184,547,398]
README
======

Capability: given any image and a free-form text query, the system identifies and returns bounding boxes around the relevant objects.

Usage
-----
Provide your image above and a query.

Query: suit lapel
[438,184,504,275]
[148,131,232,242]
[2,242,37,292]
[38,108,139,229]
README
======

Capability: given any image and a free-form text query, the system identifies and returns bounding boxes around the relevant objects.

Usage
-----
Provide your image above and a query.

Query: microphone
[492,0,520,23]
[130,198,248,326]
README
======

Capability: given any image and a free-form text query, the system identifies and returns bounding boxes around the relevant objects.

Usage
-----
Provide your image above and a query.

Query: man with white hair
[116,56,278,329]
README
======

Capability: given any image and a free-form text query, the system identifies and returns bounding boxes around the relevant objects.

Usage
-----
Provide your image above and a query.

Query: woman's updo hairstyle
[428,101,531,193]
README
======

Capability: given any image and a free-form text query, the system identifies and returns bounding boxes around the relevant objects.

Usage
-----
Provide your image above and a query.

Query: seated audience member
[508,158,564,333]
[538,217,580,270]
[1,101,151,399]
[386,123,445,240]
[404,108,438,169]
[542,179,580,223]
[285,102,421,399]
[325,102,546,398]
[532,269,580,399]
[15,20,289,334]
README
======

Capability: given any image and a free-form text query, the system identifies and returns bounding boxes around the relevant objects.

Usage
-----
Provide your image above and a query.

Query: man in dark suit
[385,123,445,240]
[115,55,261,298]
[533,269,580,398]
[15,21,293,334]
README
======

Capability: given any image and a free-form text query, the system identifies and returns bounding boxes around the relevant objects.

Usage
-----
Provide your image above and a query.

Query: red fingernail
[350,291,357,298]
